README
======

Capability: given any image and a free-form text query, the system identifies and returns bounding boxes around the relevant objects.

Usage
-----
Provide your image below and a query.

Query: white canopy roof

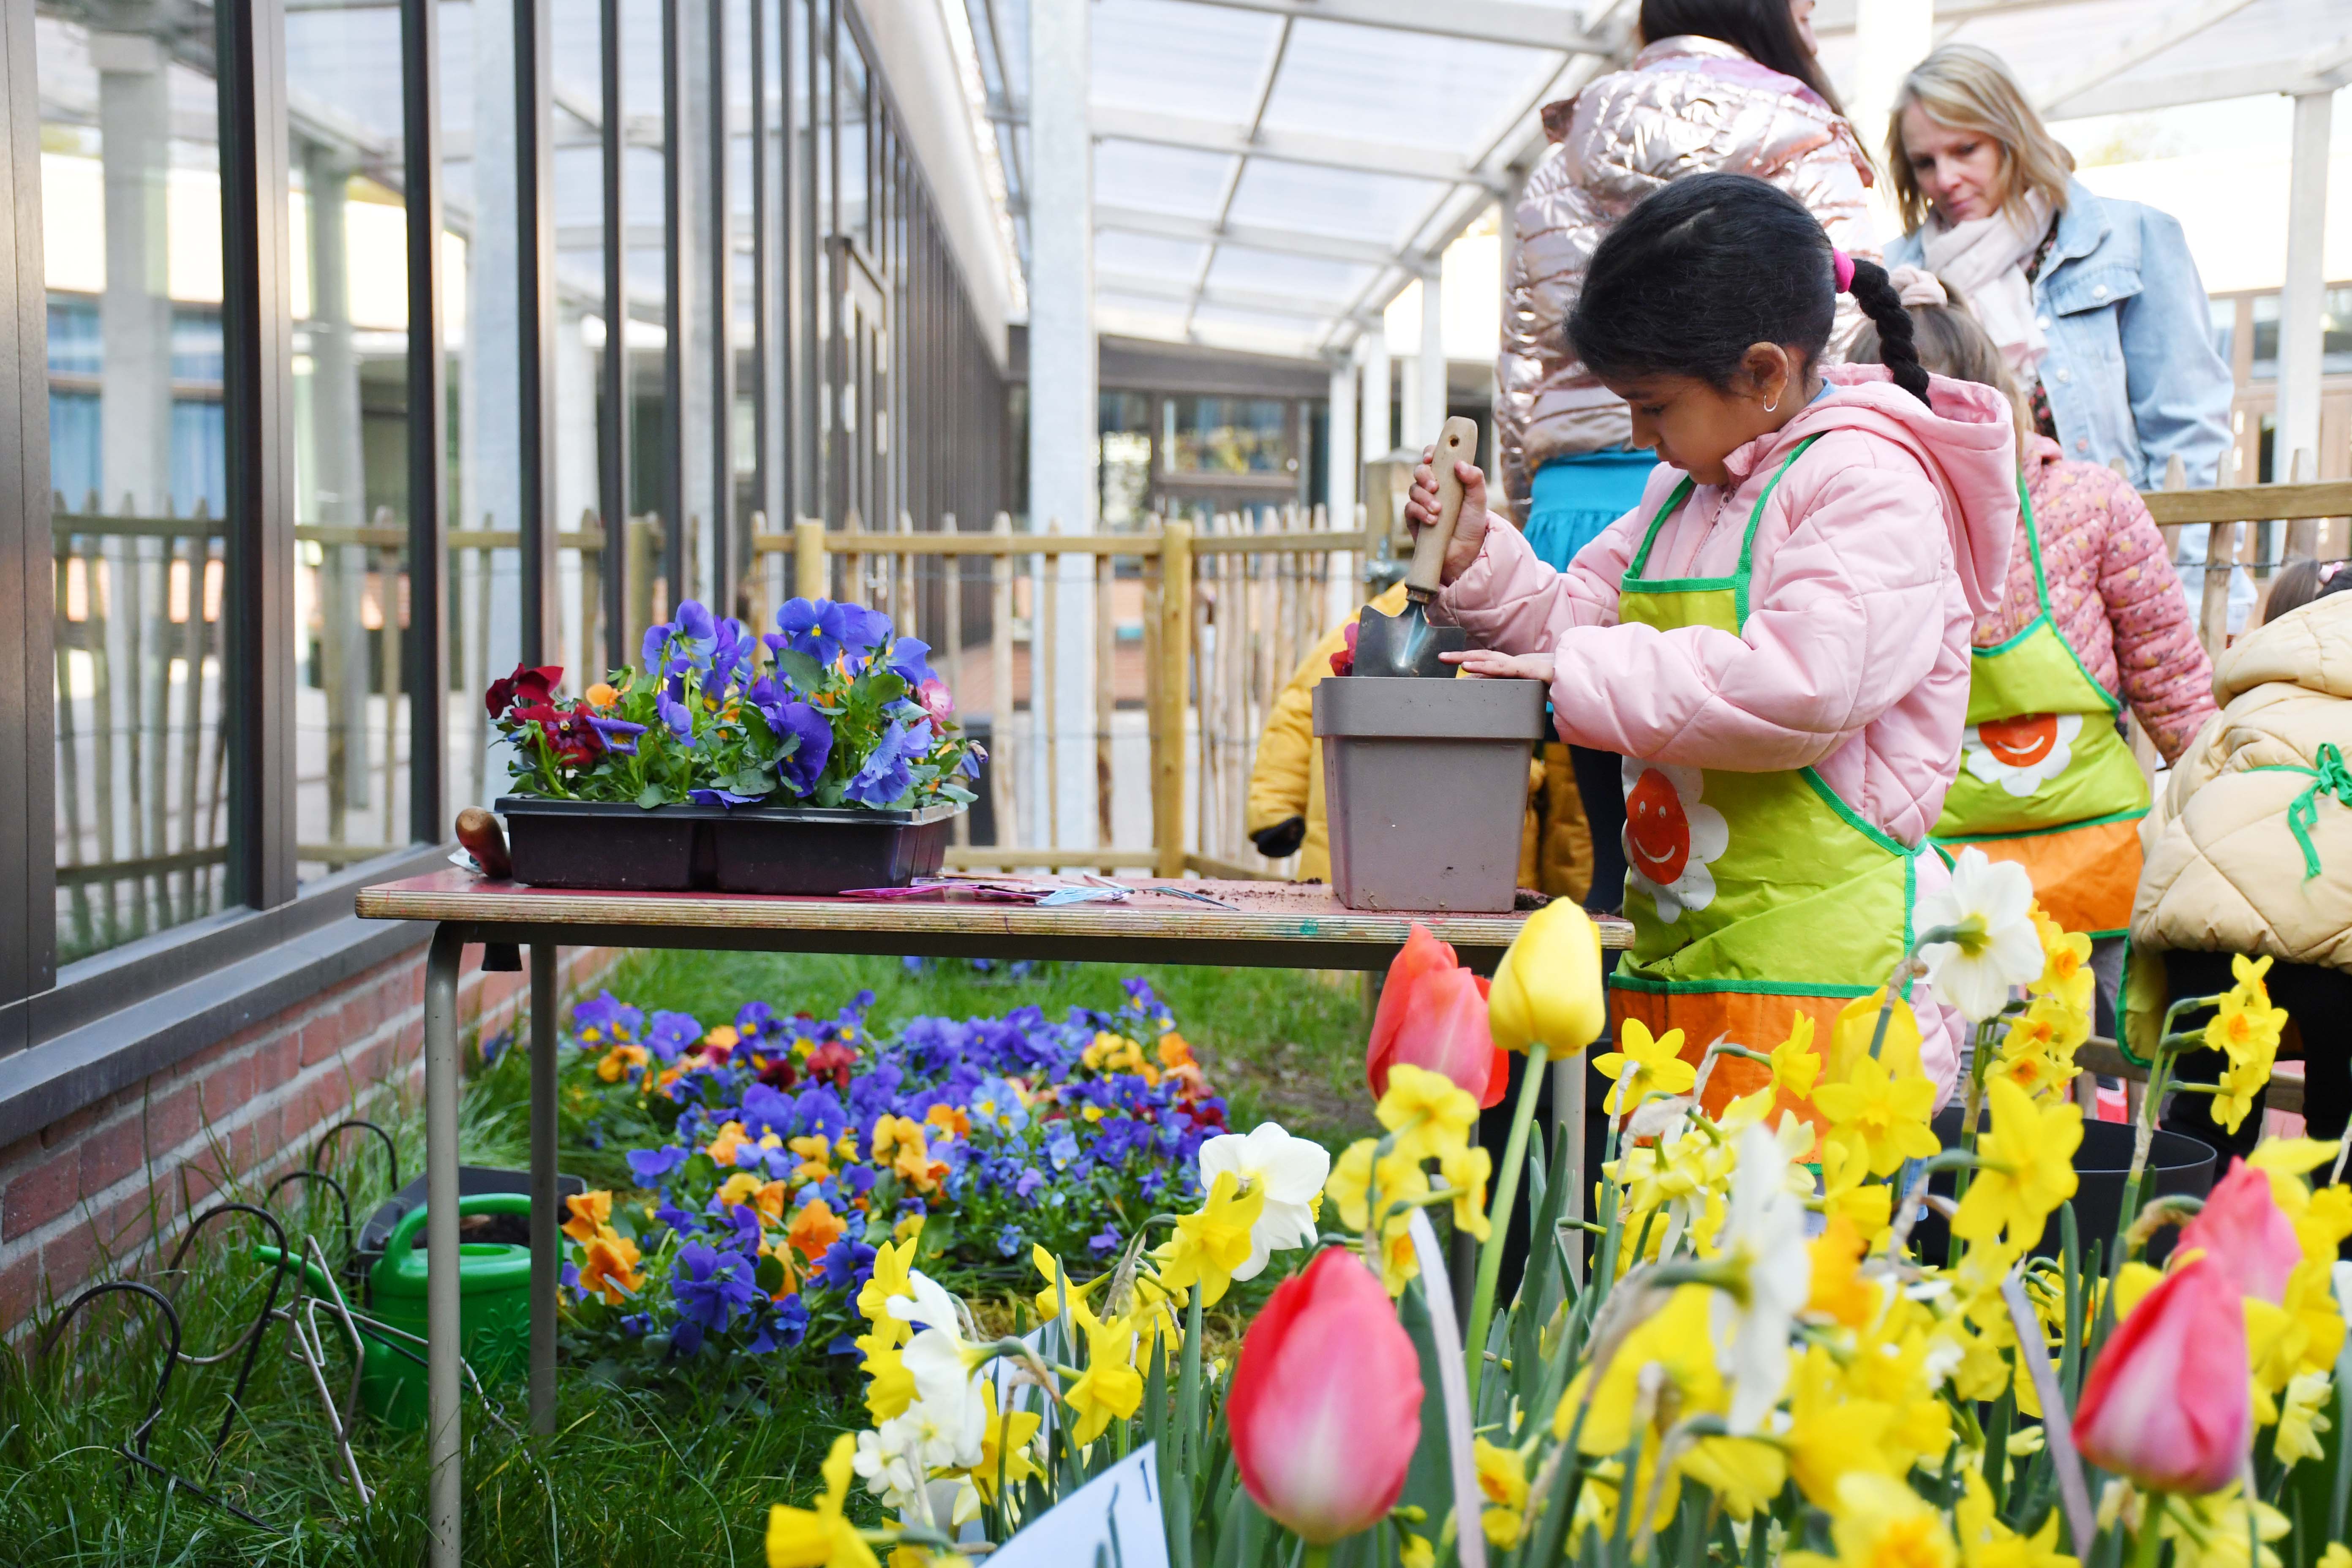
[957,0,2352,363]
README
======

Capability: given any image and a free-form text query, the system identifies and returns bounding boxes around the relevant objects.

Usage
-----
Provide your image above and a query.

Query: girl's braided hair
[1568,172,1931,408]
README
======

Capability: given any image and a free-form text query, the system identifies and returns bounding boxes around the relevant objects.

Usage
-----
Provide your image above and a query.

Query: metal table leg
[529,943,558,1434]
[423,925,466,1568]
[1553,1059,1586,1286]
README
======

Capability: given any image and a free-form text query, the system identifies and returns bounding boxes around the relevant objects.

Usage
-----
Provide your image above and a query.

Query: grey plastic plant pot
[1312,675,1551,912]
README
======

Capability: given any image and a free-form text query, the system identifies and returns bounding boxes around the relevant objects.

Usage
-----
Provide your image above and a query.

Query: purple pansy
[768,597,849,666]
[586,714,648,756]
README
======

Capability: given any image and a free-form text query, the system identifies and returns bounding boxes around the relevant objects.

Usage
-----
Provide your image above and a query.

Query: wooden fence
[45,464,2352,956]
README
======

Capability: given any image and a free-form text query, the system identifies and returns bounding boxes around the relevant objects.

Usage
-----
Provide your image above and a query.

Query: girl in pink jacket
[1407,174,2020,1108]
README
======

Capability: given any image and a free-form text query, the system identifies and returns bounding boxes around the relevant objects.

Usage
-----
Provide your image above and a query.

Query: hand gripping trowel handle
[1405,416,1481,603]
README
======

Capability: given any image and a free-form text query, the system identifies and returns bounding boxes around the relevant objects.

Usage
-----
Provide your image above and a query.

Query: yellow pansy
[1593,1019,1695,1119]
[1153,1170,1266,1308]
[1815,1053,1941,1179]
[705,1120,751,1167]
[595,1043,650,1082]
[765,1434,879,1568]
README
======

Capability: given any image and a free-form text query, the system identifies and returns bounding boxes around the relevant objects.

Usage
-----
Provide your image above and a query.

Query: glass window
[41,2,234,962]
[2251,291,2279,380]
[1098,390,1152,528]
[286,0,418,880]
[2323,286,2352,376]
[840,34,868,249]
[1161,395,1294,476]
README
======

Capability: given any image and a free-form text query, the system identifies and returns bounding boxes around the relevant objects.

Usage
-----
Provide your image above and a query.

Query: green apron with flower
[1930,485,2151,939]
[1606,438,1922,1113]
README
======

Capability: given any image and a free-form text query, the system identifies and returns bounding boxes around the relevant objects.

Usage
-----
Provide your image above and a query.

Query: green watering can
[257,1191,537,1430]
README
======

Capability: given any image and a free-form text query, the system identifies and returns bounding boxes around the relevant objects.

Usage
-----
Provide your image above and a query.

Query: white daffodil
[1913,846,2042,1021]
[853,1413,931,1514]
[887,1269,985,1464]
[1195,1121,1331,1280]
[1712,1124,1810,1435]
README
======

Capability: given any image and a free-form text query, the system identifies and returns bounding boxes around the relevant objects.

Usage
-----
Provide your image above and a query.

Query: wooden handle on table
[455,807,512,879]
[1406,416,1481,599]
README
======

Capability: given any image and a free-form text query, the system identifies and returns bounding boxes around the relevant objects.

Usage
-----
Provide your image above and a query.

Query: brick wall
[0,943,620,1335]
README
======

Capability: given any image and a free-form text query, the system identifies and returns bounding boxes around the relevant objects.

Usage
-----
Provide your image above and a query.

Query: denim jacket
[1887,180,2233,490]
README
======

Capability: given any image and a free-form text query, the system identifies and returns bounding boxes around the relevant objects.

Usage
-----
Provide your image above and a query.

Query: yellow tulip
[1486,899,1606,1059]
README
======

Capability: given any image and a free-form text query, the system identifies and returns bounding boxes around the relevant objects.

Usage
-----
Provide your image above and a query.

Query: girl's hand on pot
[1442,648,1553,682]
[1404,451,1492,586]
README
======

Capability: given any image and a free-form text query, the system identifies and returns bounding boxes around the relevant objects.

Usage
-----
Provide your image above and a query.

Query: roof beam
[1090,104,1491,187]
[2043,35,2352,119]
[1096,205,1394,267]
[2029,0,2263,117]
[1812,0,2086,35]
[1100,270,1343,322]
[1172,0,1610,53]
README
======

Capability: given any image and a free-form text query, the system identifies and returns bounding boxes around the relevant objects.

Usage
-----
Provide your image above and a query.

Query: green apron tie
[2286,742,2352,879]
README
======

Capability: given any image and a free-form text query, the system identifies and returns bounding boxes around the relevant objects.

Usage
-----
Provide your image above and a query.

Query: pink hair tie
[1832,248,1857,294]
[2324,561,2345,584]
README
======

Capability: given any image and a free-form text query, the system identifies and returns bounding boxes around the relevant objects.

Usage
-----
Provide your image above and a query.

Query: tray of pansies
[485,597,981,893]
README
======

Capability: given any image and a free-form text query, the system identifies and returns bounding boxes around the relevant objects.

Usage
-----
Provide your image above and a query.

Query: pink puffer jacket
[1990,436,2218,763]
[1496,35,1880,519]
[1437,367,2022,1099]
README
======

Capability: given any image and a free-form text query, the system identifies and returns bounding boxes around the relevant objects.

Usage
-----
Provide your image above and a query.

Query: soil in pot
[1908,1106,2215,1266]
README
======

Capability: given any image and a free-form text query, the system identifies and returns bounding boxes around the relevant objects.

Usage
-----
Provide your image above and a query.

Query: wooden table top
[355,870,1632,972]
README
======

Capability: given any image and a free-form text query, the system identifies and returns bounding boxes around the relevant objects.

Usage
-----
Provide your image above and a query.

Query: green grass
[0,954,1373,1565]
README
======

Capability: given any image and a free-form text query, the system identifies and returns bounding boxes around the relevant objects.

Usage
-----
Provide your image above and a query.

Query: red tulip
[2177,1157,2302,1304]
[1228,1248,1424,1544]
[2074,1255,2251,1494]
[1366,923,1507,1108]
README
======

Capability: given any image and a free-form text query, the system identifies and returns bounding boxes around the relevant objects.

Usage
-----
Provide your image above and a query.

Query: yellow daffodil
[561,1190,615,1245]
[858,1238,918,1339]
[965,1380,1043,1503]
[1374,1062,1479,1161]
[1783,1472,1957,1568]
[1594,1019,1695,1119]
[2275,1370,2333,1465]
[2319,1545,2352,1568]
[1820,1138,1895,1247]
[1770,1013,1823,1101]
[1805,1215,1880,1329]
[1781,1343,1897,1507]
[1486,898,1607,1058]
[1153,1170,1266,1308]
[1952,1468,2072,1568]
[2207,956,2287,1071]
[1824,987,1925,1087]
[1678,1437,1787,1524]
[2027,906,2096,1017]
[1951,1079,2082,1248]
[1557,1285,1725,1454]
[1064,1313,1145,1445]
[2158,1485,2287,1568]
[577,1233,643,1304]
[1399,1535,1436,1568]
[766,1434,879,1568]
[856,1331,916,1423]
[1474,1437,1529,1547]
[1815,1053,1941,1179]
[2210,1054,2272,1135]
[1324,1138,1431,1235]
[1030,1245,1108,1332]
[1439,1142,1493,1243]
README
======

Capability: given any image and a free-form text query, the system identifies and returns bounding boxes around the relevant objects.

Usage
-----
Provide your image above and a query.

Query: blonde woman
[1882,44,2232,493]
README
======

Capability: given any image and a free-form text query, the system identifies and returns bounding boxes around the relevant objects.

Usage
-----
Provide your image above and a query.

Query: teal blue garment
[1524,447,1658,570]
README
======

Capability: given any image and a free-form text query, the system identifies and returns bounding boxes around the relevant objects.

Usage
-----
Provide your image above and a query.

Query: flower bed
[538,980,1229,1370]
[759,852,2352,1568]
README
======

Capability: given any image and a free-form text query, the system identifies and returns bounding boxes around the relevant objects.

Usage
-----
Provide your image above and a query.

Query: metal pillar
[1361,328,1392,461]
[2281,90,2333,557]
[1029,0,1097,849]
[422,926,466,1568]
[1327,355,1357,625]
[1417,260,1446,451]
[529,943,560,1432]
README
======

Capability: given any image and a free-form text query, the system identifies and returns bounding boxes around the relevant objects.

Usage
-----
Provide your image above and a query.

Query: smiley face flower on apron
[1962,711,2085,798]
[1621,762,1729,923]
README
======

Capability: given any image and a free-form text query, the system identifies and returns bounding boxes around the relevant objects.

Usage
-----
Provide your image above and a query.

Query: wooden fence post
[794,517,827,603]
[1154,521,1192,878]
[2284,449,2322,560]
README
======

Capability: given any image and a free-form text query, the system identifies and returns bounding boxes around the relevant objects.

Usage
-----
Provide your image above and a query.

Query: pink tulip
[1228,1249,1424,1544]
[2074,1256,2251,1494]
[1366,922,1507,1109]
[2177,1158,2302,1304]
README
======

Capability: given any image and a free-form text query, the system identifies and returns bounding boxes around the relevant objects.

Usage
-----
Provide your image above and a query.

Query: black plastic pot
[1909,1106,2216,1266]
[497,796,961,894]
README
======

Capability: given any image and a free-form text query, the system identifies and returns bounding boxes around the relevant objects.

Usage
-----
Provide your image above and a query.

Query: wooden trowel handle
[1407,416,1481,599]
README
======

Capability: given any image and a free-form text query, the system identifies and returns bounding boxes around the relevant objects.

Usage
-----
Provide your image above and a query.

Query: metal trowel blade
[1353,598,1466,679]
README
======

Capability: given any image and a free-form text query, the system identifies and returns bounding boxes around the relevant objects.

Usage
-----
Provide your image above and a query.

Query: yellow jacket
[1245,583,1595,898]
